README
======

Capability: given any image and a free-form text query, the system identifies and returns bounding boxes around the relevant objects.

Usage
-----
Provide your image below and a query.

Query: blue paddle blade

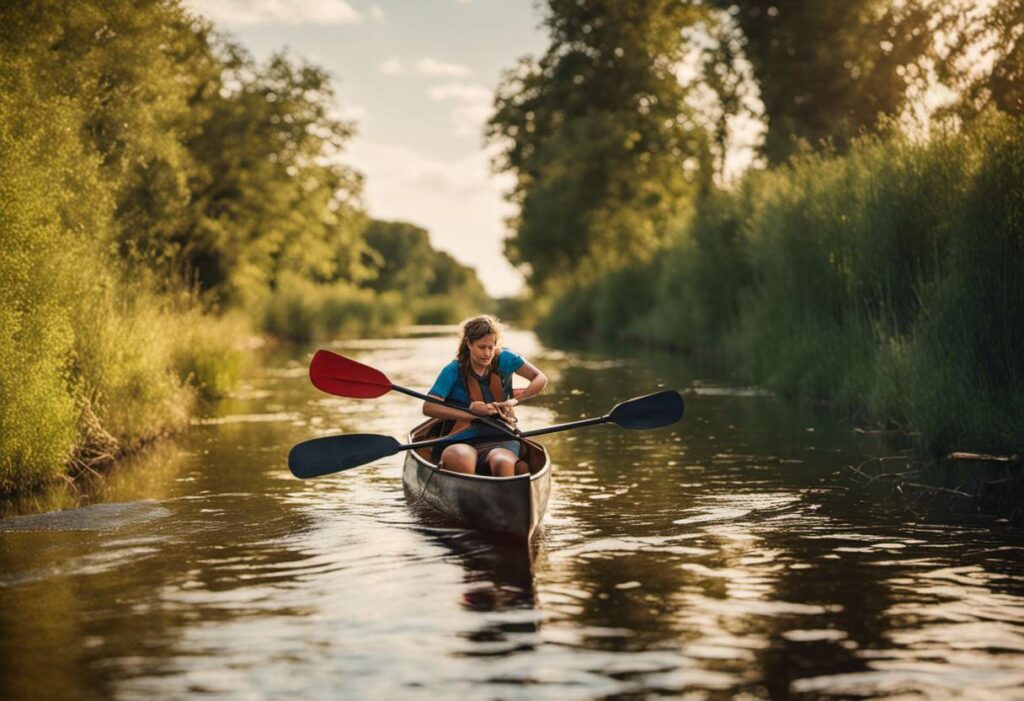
[607,390,685,430]
[289,434,402,479]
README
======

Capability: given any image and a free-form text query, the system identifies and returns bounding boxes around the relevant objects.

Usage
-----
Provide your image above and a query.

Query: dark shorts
[474,440,521,476]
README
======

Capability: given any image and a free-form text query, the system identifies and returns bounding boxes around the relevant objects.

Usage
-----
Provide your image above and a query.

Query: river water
[2,328,1023,700]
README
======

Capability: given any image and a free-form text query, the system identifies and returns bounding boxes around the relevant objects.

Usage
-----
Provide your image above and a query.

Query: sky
[184,0,548,297]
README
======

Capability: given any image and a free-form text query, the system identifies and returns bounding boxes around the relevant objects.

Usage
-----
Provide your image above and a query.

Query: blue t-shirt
[428,349,525,408]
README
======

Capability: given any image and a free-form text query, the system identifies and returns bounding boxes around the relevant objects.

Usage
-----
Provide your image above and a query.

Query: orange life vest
[445,370,509,436]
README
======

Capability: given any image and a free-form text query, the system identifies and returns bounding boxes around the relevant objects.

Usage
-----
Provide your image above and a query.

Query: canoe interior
[411,419,548,473]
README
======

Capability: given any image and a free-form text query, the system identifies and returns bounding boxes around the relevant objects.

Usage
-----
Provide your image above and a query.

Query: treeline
[266,220,490,339]
[489,0,1023,454]
[0,0,487,495]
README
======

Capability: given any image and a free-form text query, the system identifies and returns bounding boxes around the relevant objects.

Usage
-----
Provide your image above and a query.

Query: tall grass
[538,111,1024,454]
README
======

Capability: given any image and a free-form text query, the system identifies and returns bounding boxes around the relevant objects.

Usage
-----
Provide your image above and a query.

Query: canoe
[402,418,552,541]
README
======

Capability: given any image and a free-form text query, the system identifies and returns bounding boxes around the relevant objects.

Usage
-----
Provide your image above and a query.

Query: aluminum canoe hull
[402,420,551,541]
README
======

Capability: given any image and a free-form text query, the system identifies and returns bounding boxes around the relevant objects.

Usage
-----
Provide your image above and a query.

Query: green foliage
[0,0,206,250]
[1,1,371,311]
[262,273,406,342]
[0,2,244,496]
[171,311,248,401]
[362,220,439,298]
[712,0,941,164]
[263,219,495,341]
[538,112,1024,454]
[882,114,1024,452]
[488,0,706,289]
[0,90,81,494]
[362,219,492,323]
[182,49,369,307]
[937,0,1024,119]
[70,274,194,444]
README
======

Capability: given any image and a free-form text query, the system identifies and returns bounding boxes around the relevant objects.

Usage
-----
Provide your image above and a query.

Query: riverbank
[0,2,496,500]
[535,111,1024,461]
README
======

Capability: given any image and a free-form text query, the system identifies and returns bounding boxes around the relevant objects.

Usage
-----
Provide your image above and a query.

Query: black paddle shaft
[519,415,607,438]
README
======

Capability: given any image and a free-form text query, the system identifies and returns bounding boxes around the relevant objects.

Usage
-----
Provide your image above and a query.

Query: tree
[487,0,708,290]
[938,0,1024,119]
[182,48,367,305]
[711,0,944,164]
[361,220,437,298]
[361,219,489,308]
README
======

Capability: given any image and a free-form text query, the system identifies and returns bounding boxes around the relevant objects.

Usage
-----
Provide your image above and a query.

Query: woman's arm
[495,360,548,413]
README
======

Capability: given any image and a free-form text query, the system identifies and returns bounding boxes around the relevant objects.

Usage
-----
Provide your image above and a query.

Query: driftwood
[947,452,1022,463]
[854,427,921,437]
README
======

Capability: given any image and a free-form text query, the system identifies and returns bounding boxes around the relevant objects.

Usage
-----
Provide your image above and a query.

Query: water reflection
[1,328,1023,699]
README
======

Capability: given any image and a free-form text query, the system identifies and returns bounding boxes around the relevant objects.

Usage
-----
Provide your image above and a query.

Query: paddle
[289,389,685,479]
[308,349,522,439]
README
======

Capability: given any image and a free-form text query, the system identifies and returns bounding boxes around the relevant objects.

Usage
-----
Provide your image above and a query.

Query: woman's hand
[492,399,518,423]
[469,401,498,417]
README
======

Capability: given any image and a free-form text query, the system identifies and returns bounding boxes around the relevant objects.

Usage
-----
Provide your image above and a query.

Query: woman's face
[467,334,497,368]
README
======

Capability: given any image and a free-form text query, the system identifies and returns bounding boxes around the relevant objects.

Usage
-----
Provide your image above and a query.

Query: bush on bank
[537,112,1024,455]
[0,87,243,498]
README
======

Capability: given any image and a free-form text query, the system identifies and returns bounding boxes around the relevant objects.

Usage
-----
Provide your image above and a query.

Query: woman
[424,315,548,477]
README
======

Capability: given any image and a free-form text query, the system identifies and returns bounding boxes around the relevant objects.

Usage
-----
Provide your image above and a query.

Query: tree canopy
[487,0,708,290]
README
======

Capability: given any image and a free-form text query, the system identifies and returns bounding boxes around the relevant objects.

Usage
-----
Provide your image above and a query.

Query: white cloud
[415,58,472,78]
[379,57,404,75]
[184,0,361,26]
[428,83,494,138]
[369,4,385,21]
[345,139,522,297]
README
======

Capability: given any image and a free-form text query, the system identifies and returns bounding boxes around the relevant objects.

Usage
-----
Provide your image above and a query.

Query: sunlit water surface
[2,328,1023,700]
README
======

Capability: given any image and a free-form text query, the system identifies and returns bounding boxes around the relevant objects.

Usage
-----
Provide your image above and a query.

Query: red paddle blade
[309,349,392,398]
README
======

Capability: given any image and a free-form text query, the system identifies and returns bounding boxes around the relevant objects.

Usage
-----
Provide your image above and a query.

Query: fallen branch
[854,427,921,437]
[866,469,923,483]
[901,482,974,499]
[948,452,1021,463]
[845,455,918,485]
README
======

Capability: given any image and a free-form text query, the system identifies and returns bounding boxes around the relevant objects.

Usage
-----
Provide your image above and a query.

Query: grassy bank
[0,82,243,498]
[538,112,1024,456]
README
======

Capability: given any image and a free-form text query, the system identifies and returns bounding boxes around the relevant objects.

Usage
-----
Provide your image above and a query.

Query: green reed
[539,111,1024,454]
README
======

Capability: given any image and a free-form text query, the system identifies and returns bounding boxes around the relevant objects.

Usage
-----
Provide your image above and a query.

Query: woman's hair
[456,315,504,381]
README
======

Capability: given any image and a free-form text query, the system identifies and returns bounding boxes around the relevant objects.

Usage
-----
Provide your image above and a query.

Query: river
[2,327,1023,700]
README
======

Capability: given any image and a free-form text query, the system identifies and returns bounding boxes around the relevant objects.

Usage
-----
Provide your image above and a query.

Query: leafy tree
[426,251,489,305]
[710,0,945,164]
[938,0,1024,119]
[181,48,368,306]
[361,220,438,298]
[0,0,209,254]
[487,0,708,290]
[362,219,489,308]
